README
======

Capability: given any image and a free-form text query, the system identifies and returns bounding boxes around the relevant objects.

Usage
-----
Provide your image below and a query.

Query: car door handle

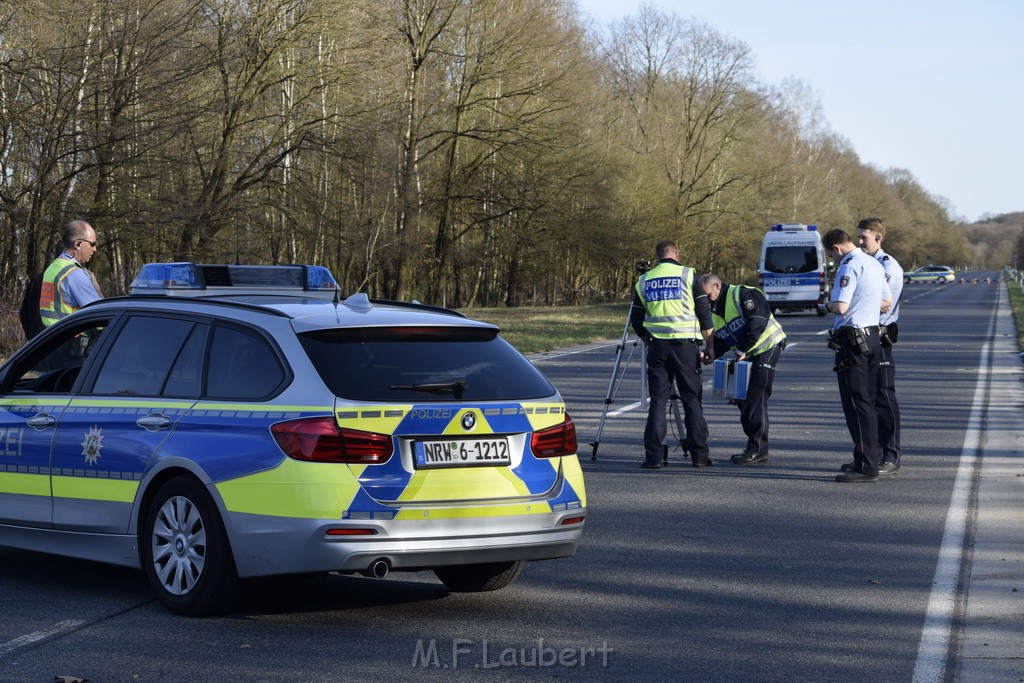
[26,412,57,431]
[136,413,171,432]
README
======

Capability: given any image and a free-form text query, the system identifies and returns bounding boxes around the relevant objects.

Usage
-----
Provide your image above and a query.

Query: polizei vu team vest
[710,285,786,356]
[636,263,700,340]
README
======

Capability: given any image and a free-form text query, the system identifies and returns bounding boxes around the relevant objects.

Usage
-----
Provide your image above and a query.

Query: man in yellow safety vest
[39,220,103,329]
[699,274,787,465]
[629,240,715,470]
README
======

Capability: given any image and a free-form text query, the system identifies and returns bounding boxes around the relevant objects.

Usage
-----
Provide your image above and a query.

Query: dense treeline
[964,212,1024,271]
[1,0,975,307]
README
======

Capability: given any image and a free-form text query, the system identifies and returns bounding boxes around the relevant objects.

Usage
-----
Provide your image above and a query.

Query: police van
[757,223,830,316]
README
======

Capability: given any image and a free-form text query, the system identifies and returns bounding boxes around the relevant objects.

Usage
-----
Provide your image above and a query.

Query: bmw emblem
[461,412,476,431]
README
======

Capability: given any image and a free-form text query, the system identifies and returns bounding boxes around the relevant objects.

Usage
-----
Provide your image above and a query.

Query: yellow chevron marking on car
[399,466,532,503]
[0,471,50,497]
[442,408,493,435]
[394,502,550,520]
[562,456,588,507]
[216,457,362,518]
[335,405,409,434]
[51,475,138,503]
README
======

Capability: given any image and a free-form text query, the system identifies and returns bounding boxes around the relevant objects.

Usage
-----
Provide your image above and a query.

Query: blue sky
[576,0,1023,222]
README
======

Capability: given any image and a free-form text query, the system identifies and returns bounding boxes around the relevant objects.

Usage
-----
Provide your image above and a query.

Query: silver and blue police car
[903,265,955,283]
[0,263,586,615]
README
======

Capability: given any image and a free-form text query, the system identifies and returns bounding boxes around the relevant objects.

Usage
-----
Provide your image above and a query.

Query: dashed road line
[0,620,87,657]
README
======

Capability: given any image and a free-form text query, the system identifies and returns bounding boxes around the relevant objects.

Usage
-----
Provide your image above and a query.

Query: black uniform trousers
[834,328,883,476]
[644,338,709,464]
[735,343,782,456]
[877,327,901,464]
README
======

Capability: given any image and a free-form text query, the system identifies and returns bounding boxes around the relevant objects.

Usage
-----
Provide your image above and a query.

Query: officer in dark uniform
[19,271,45,341]
[629,240,715,469]
[855,218,903,475]
[821,229,893,482]
[699,274,787,464]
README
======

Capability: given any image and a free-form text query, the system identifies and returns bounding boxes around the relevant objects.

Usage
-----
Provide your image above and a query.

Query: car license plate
[766,293,787,300]
[413,437,511,469]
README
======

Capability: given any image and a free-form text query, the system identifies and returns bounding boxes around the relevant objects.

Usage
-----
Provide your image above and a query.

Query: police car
[903,265,955,283]
[0,263,586,615]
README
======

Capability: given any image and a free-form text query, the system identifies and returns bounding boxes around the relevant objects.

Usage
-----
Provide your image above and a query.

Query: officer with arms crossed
[698,273,787,465]
[40,219,103,328]
[853,217,903,475]
[630,240,715,470]
[821,228,893,482]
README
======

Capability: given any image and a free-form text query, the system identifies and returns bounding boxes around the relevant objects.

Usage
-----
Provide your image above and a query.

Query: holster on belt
[880,323,898,347]
[828,327,869,355]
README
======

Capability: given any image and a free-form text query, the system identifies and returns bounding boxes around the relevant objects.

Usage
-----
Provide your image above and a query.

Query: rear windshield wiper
[388,380,468,399]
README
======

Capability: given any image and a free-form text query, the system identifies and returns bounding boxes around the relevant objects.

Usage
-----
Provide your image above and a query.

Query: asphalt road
[0,272,1008,682]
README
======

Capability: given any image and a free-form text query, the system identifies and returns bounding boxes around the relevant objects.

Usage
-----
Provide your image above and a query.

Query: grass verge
[1006,274,1024,350]
[458,302,631,355]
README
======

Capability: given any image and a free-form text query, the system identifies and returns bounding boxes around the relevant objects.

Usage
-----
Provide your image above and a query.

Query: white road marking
[608,401,640,417]
[529,341,620,360]
[0,619,87,656]
[911,306,994,681]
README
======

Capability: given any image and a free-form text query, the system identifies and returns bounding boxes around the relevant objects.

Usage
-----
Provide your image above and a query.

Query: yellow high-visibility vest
[635,263,700,340]
[710,285,786,356]
[40,257,82,327]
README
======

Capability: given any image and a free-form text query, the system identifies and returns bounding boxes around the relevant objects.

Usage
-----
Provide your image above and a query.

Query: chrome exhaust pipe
[360,558,390,579]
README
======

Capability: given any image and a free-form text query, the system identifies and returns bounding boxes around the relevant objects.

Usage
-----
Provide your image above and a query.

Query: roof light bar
[130,262,339,298]
[770,223,817,232]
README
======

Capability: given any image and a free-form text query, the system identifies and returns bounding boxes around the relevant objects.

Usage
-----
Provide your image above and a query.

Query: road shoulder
[956,283,1024,681]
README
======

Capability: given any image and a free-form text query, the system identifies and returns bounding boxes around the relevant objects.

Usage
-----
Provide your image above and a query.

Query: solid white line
[0,619,87,656]
[529,341,620,360]
[911,341,991,681]
[608,401,640,417]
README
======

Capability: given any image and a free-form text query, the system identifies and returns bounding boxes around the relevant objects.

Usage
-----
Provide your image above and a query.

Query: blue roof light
[130,263,339,298]
[770,223,816,232]
[131,262,202,291]
[304,265,338,291]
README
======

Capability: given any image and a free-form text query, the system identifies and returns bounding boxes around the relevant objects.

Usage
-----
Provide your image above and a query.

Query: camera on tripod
[635,260,652,273]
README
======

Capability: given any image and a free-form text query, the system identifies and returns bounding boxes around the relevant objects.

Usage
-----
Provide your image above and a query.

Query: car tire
[142,476,240,616]
[434,560,525,592]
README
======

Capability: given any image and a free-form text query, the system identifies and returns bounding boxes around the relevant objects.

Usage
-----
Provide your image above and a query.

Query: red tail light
[757,271,764,289]
[271,417,393,464]
[530,415,577,458]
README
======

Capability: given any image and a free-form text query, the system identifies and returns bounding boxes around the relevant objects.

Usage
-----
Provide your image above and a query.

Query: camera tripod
[588,310,688,463]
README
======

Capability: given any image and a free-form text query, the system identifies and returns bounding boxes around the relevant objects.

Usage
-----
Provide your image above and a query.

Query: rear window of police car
[299,326,555,402]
